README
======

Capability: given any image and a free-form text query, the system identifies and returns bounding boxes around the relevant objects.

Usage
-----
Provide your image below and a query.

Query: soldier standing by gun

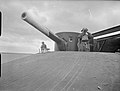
[77,28,93,52]
[41,42,47,53]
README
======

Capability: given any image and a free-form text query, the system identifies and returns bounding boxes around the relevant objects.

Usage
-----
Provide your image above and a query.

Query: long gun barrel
[21,12,65,44]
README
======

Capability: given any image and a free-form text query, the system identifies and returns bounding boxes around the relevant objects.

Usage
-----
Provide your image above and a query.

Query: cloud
[26,7,50,25]
[0,33,54,53]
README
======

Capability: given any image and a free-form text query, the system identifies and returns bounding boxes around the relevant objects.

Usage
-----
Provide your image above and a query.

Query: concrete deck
[0,52,120,91]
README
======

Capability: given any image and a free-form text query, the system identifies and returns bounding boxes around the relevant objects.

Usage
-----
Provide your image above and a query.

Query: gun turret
[21,11,120,52]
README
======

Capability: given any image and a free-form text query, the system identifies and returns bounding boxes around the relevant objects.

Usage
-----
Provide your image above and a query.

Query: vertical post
[0,11,1,77]
[0,11,2,36]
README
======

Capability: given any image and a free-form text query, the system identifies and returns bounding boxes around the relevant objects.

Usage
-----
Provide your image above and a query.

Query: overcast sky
[0,0,120,53]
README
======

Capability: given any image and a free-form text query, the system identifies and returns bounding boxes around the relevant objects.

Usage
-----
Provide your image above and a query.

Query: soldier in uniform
[77,28,93,52]
[41,42,47,53]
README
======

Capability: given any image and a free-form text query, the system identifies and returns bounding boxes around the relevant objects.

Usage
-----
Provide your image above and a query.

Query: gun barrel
[21,12,64,43]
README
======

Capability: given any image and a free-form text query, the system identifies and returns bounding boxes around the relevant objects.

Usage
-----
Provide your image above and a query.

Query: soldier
[77,28,93,52]
[41,42,47,53]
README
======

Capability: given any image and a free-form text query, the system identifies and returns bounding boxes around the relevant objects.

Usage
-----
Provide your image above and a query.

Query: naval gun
[21,12,79,51]
[21,11,120,52]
